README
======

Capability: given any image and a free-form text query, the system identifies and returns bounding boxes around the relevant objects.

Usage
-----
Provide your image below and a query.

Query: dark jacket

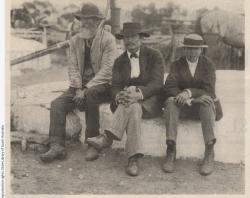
[110,45,165,116]
[162,56,217,99]
[162,55,223,121]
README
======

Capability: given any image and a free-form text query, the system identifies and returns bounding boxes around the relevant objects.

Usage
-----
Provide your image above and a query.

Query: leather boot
[199,142,215,176]
[86,132,113,150]
[40,143,66,163]
[126,156,139,176]
[162,140,176,173]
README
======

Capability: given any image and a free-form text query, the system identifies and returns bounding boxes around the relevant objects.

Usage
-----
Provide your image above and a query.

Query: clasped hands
[175,90,213,106]
[116,86,143,107]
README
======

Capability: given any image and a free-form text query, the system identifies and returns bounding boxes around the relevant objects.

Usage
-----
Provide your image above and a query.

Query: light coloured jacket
[68,29,117,89]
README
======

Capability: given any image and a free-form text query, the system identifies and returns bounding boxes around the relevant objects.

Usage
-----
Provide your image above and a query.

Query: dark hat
[115,22,150,40]
[181,33,208,48]
[73,3,104,20]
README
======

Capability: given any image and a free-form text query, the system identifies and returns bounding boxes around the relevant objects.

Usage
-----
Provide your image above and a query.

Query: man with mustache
[87,22,165,176]
[161,34,223,176]
[40,3,117,162]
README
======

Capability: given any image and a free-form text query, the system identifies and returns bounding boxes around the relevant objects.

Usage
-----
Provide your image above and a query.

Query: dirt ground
[10,62,245,195]
[11,143,244,194]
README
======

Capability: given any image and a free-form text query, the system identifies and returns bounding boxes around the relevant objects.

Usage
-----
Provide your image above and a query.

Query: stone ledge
[11,71,245,163]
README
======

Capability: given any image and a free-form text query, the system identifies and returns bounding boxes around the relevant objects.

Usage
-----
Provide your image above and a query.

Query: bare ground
[11,143,244,195]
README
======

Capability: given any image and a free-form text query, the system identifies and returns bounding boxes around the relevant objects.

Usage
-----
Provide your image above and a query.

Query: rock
[10,71,245,163]
[11,82,82,139]
[78,174,84,179]
[68,168,73,172]
[57,165,62,168]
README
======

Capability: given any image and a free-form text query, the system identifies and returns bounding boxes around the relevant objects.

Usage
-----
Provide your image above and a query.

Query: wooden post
[110,0,120,34]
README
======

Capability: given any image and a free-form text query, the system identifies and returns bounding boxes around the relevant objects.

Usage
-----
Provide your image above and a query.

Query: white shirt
[186,58,199,77]
[184,58,199,101]
[127,50,140,78]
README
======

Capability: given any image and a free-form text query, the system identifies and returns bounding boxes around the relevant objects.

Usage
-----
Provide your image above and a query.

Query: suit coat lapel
[121,51,131,82]
[180,58,193,81]
[193,57,202,80]
[139,46,147,76]
[76,37,85,77]
[91,29,103,73]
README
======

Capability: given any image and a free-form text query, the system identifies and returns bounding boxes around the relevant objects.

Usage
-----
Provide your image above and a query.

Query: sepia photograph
[7,0,245,196]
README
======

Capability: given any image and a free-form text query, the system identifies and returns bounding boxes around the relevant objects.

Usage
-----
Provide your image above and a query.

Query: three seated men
[40,3,222,177]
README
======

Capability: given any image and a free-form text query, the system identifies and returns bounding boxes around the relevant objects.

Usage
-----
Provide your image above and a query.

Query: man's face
[79,17,99,38]
[184,47,202,62]
[123,34,142,53]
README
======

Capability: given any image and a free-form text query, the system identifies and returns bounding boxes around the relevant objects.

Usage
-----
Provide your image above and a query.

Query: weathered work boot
[85,145,99,161]
[40,143,66,163]
[199,143,215,176]
[162,140,176,173]
[126,156,139,176]
[86,132,113,150]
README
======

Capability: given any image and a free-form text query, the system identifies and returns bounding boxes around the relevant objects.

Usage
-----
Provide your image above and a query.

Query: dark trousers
[49,84,110,146]
[163,97,216,144]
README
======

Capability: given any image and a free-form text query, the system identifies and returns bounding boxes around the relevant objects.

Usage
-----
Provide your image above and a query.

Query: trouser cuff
[49,136,65,147]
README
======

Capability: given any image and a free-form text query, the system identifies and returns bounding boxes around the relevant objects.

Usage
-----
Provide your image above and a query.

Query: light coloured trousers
[108,103,144,158]
[163,97,216,144]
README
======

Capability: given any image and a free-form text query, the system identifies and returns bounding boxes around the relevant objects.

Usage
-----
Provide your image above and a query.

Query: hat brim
[180,43,208,48]
[73,14,104,20]
[115,32,150,40]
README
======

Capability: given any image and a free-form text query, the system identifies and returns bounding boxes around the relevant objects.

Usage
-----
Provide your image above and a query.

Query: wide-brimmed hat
[181,33,208,48]
[73,3,104,20]
[115,22,150,40]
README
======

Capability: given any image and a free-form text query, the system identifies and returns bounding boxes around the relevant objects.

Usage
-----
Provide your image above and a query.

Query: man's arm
[110,59,124,101]
[161,62,182,100]
[85,32,117,88]
[137,49,164,99]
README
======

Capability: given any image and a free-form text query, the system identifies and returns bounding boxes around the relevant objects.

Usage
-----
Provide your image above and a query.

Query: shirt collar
[127,49,140,59]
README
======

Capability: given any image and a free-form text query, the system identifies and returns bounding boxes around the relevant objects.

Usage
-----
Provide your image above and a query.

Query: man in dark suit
[161,33,223,176]
[87,22,165,176]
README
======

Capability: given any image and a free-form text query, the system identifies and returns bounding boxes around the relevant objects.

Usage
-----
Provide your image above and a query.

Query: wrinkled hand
[174,91,190,106]
[116,90,130,106]
[73,88,87,106]
[126,87,143,105]
[116,86,143,107]
[192,95,213,106]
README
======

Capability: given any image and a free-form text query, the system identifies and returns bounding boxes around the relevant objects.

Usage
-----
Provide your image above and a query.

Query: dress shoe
[85,145,99,161]
[86,133,113,150]
[126,157,139,176]
[199,143,215,176]
[40,143,66,163]
[162,141,176,173]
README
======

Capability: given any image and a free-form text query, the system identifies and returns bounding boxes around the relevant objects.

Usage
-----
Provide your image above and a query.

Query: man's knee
[199,103,215,119]
[163,97,178,111]
[128,103,143,116]
[51,98,64,110]
[85,87,97,100]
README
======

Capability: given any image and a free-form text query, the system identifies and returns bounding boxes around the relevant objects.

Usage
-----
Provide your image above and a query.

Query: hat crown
[78,3,102,17]
[183,34,205,47]
[123,22,142,30]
